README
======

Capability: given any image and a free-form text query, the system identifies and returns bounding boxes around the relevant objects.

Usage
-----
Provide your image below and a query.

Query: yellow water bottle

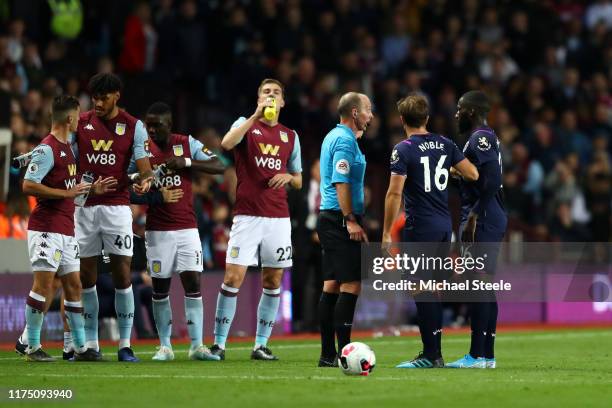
[264,98,276,121]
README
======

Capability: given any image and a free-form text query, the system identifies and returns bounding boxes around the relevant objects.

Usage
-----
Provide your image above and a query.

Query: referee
[316,92,373,367]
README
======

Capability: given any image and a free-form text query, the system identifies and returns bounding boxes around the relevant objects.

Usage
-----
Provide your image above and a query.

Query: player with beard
[74,73,153,362]
[382,94,478,368]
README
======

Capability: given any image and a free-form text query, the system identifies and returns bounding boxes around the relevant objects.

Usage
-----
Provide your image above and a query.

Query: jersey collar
[336,124,355,137]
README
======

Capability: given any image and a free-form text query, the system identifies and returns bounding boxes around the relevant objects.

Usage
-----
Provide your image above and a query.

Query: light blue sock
[184,295,203,349]
[255,288,281,348]
[152,297,172,348]
[115,285,134,349]
[64,300,86,353]
[213,284,238,348]
[25,291,45,351]
[82,286,99,350]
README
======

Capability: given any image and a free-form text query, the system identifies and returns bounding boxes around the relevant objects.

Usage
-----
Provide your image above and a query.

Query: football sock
[414,291,442,360]
[469,302,489,358]
[152,295,172,348]
[318,292,339,358]
[63,331,73,352]
[334,292,358,353]
[185,293,203,349]
[25,291,45,352]
[82,286,99,351]
[214,284,238,349]
[485,299,498,359]
[255,288,281,349]
[64,300,86,353]
[20,326,28,345]
[115,285,134,349]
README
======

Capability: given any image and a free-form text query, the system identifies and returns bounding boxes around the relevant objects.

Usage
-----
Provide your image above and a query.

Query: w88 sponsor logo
[255,156,282,170]
[86,153,116,165]
[155,174,182,188]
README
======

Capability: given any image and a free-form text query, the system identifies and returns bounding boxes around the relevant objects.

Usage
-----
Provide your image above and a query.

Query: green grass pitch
[0,328,611,408]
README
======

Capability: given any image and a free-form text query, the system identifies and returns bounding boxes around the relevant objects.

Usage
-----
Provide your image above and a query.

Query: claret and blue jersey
[390,132,464,234]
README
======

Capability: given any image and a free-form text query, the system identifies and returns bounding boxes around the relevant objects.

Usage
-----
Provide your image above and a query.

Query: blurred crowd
[1,1,611,274]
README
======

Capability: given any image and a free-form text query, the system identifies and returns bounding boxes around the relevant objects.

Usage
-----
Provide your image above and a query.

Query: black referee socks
[334,292,359,354]
[318,292,339,358]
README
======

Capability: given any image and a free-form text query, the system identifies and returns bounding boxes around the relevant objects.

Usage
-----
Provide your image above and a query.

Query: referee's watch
[343,213,357,223]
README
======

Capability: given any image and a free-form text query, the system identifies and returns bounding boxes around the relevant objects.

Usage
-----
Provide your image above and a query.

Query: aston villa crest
[115,123,126,135]
[173,144,184,156]
[280,131,288,143]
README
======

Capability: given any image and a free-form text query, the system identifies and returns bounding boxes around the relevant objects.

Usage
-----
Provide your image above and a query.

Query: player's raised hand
[253,97,275,119]
[92,176,118,195]
[268,173,293,189]
[160,187,184,203]
[66,181,92,198]
[165,157,187,170]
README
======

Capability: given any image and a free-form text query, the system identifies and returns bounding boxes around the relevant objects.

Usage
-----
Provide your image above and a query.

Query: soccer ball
[339,342,376,376]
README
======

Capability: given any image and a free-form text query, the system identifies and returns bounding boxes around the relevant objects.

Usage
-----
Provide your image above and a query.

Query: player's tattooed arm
[23,179,91,200]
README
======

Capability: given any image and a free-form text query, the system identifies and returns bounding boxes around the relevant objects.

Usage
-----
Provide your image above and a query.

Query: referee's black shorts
[317,210,362,283]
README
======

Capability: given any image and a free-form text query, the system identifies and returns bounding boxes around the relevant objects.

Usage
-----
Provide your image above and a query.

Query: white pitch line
[1,330,610,361]
[12,372,612,385]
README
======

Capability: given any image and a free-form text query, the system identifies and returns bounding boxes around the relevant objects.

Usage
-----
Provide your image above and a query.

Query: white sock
[20,327,28,344]
[63,331,73,352]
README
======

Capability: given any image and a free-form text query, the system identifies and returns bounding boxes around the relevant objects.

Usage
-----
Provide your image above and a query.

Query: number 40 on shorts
[114,235,132,249]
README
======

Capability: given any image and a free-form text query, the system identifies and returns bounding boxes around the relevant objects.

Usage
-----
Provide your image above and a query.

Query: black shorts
[317,210,362,283]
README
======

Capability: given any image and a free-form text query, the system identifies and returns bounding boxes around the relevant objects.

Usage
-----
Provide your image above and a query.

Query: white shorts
[145,228,203,278]
[226,215,292,268]
[27,230,79,276]
[75,205,133,257]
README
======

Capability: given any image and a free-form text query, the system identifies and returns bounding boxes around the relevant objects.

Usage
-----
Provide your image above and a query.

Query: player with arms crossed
[382,94,478,368]
[211,78,302,360]
[22,95,116,361]
[75,73,153,362]
[131,102,225,361]
[446,91,507,369]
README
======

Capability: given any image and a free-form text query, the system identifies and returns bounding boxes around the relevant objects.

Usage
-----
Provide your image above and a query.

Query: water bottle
[12,151,34,169]
[264,97,276,121]
[74,172,95,207]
